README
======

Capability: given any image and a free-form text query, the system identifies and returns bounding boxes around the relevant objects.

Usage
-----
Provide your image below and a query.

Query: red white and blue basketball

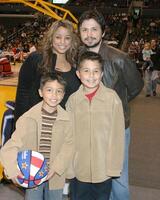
[16,150,48,188]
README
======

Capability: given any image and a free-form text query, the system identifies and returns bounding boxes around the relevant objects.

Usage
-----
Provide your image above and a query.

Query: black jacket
[14,51,80,121]
[151,46,160,71]
[99,42,144,128]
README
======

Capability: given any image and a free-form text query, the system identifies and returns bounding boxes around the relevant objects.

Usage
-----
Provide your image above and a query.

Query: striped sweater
[39,108,57,168]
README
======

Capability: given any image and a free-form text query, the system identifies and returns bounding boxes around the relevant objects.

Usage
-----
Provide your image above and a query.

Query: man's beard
[84,38,102,49]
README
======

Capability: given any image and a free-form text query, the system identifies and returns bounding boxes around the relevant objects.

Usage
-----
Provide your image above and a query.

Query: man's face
[79,19,104,50]
[151,39,156,49]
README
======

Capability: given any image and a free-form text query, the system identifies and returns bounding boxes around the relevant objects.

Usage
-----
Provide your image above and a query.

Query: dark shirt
[151,47,160,71]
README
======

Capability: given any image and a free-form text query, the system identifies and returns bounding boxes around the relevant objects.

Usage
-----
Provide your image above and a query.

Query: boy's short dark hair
[77,51,104,71]
[40,72,67,91]
[78,9,106,34]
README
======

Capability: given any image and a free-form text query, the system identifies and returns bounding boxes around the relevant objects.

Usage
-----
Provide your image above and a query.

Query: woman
[14,20,80,121]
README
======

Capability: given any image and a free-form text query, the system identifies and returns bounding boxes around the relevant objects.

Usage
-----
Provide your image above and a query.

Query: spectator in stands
[150,39,160,96]
[21,31,27,39]
[142,42,154,97]
[142,42,153,70]
[21,44,29,62]
[28,41,36,54]
[128,41,137,60]
[69,9,144,200]
[13,43,24,64]
[14,19,80,122]
[0,34,4,47]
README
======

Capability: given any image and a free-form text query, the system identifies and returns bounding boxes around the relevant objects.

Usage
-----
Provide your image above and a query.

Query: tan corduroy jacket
[66,82,125,183]
[0,101,73,189]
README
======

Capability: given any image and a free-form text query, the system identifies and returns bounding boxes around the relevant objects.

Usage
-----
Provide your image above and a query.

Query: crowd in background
[143,0,160,8]
[127,17,160,64]
[0,12,129,64]
[0,1,160,96]
[69,0,131,7]
[0,14,53,64]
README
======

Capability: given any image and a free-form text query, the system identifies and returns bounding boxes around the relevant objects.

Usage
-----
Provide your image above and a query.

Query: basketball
[16,150,48,188]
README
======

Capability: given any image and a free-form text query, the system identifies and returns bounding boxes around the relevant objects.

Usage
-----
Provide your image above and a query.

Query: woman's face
[52,26,72,54]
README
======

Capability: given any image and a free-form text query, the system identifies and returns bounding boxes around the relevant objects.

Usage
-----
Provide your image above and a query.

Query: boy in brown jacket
[0,73,73,200]
[66,51,125,200]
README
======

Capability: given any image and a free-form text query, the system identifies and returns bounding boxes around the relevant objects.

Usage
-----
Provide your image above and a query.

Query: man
[150,39,160,96]
[70,9,144,200]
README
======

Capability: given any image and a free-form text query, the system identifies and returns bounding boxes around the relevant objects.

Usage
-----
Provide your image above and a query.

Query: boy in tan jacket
[0,73,73,200]
[66,51,125,200]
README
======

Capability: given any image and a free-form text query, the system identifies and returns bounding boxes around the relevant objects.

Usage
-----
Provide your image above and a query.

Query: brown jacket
[66,83,125,183]
[0,101,73,189]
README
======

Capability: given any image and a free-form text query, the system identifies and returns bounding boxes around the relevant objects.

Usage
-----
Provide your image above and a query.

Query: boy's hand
[46,170,56,180]
[11,172,24,185]
[11,177,19,185]
[4,169,23,183]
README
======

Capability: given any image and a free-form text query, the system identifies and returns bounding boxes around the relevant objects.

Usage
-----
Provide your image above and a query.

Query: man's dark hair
[77,51,104,71]
[78,9,106,34]
[40,72,67,91]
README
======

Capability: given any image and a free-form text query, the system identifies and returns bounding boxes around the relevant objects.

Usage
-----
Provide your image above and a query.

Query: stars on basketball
[44,166,48,172]
[21,162,28,169]
[17,150,48,188]
[38,171,44,177]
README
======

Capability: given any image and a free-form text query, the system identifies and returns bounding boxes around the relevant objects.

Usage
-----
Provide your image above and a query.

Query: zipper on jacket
[89,101,92,182]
